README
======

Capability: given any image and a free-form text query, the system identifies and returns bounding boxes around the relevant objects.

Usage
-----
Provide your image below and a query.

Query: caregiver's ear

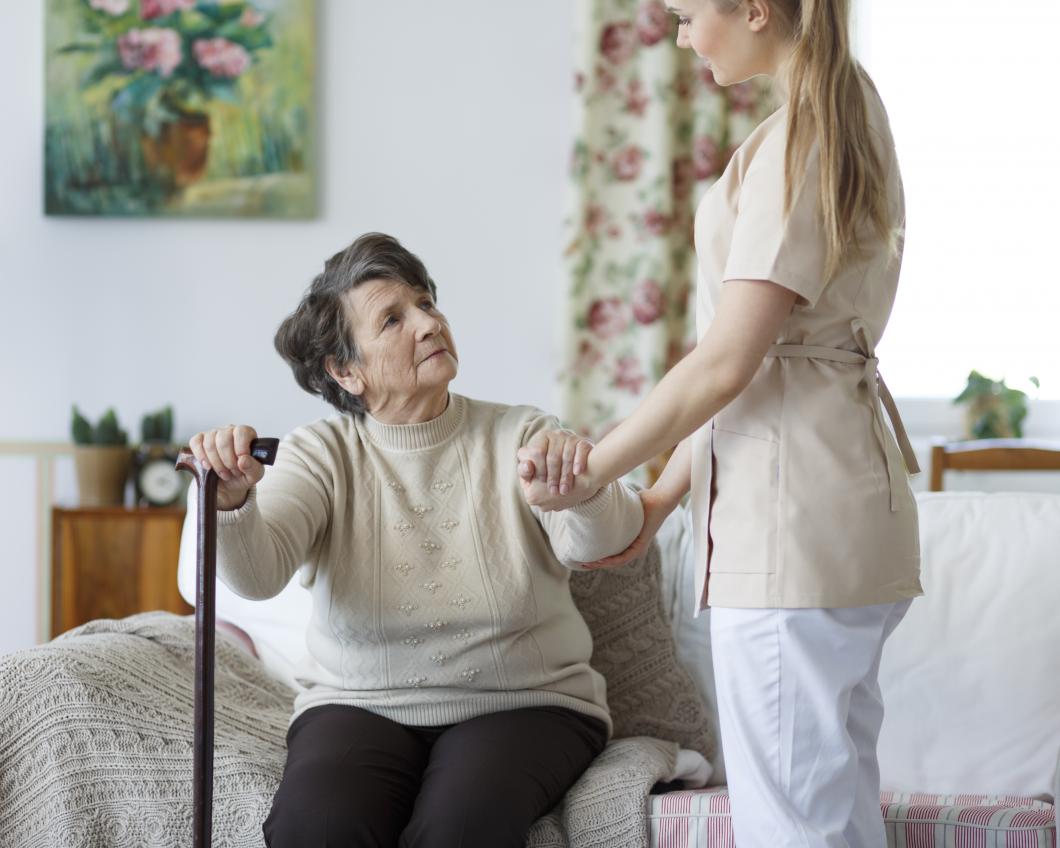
[325,356,366,396]
[744,0,771,32]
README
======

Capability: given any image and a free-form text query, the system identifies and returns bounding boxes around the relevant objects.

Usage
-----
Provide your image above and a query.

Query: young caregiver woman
[520,0,923,844]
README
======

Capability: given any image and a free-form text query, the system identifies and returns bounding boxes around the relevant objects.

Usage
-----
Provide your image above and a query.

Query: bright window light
[854,0,1059,399]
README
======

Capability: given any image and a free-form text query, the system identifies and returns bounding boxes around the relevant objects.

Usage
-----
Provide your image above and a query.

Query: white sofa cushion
[177,499,311,689]
[877,492,1060,799]
[657,506,727,785]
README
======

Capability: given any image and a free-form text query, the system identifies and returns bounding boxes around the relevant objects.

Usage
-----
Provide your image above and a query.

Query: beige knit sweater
[207,393,643,734]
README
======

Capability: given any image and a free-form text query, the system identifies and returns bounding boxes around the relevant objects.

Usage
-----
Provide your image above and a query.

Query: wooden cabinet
[51,506,193,638]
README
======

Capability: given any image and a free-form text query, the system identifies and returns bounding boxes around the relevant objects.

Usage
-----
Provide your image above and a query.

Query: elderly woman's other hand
[517,429,594,497]
[189,424,266,511]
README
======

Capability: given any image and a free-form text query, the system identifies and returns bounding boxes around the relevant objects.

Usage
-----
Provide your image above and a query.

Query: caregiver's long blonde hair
[719,0,897,282]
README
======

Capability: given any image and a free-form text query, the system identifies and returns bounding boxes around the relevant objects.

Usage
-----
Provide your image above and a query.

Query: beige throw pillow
[570,536,715,760]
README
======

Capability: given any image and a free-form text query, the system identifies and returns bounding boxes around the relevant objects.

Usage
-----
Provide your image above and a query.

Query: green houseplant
[71,406,132,506]
[953,371,1040,440]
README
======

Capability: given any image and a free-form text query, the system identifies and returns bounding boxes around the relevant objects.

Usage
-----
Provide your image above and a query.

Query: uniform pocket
[709,428,779,574]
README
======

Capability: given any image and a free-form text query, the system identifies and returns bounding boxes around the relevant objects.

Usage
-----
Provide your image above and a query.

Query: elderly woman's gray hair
[274,232,439,416]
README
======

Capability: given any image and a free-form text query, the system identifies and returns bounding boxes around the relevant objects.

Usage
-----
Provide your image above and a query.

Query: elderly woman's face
[335,278,458,415]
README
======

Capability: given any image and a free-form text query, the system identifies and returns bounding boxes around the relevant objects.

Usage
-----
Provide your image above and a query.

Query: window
[854,0,1059,399]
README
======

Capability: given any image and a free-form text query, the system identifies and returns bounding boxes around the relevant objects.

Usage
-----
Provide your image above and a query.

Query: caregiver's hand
[517,428,594,497]
[189,424,266,511]
[583,487,676,570]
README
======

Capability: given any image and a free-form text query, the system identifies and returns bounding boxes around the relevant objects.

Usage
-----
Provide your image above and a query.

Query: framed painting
[44,0,315,217]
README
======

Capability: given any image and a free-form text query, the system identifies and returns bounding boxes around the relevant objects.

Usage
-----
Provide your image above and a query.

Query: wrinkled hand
[188,424,265,511]
[582,487,676,570]
[518,429,598,511]
[517,428,594,496]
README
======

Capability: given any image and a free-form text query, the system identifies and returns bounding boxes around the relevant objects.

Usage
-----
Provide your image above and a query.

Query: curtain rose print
[46,0,314,217]
[561,0,776,483]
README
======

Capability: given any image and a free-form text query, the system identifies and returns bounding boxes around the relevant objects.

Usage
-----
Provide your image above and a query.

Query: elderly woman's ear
[325,356,366,397]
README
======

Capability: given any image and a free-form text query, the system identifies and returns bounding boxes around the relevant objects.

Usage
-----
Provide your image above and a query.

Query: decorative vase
[74,445,132,507]
[140,111,211,190]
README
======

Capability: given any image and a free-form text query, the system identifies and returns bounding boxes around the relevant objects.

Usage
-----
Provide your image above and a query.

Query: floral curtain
[560,0,776,483]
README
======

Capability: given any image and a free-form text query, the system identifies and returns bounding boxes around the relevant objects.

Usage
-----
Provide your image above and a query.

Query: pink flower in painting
[643,209,671,237]
[693,135,721,180]
[614,355,646,394]
[624,78,649,116]
[90,0,130,15]
[587,298,629,339]
[671,156,695,200]
[193,38,251,78]
[611,146,644,182]
[240,7,265,27]
[140,0,196,20]
[632,279,665,325]
[600,22,636,65]
[117,28,183,77]
[635,1,670,46]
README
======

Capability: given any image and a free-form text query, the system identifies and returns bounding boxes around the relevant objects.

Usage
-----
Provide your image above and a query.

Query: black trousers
[263,703,608,848]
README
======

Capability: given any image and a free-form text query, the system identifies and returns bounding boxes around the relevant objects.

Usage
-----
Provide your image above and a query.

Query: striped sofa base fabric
[648,788,1056,848]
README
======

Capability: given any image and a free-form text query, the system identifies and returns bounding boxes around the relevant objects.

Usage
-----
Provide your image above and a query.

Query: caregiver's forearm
[651,436,694,508]
[586,346,743,489]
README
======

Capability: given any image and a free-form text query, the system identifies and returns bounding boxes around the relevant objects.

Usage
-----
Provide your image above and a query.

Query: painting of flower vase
[45,0,315,217]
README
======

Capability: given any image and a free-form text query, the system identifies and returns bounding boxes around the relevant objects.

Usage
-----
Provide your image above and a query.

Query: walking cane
[176,437,279,848]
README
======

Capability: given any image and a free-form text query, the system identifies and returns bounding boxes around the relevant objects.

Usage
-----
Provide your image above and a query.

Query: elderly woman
[188,232,643,848]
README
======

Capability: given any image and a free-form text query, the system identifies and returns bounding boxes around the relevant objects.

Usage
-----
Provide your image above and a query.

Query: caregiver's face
[669,0,769,86]
[343,278,458,415]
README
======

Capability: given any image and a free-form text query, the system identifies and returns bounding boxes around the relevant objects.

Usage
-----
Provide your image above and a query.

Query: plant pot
[963,397,1015,440]
[74,445,132,507]
[140,111,211,190]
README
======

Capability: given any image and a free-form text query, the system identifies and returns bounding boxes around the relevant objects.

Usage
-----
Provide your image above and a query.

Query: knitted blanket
[0,612,678,847]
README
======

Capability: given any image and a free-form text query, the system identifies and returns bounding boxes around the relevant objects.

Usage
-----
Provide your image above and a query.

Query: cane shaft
[194,470,217,848]
[176,436,278,848]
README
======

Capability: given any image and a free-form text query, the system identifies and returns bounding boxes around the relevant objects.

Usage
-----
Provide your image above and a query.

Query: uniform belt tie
[765,319,919,512]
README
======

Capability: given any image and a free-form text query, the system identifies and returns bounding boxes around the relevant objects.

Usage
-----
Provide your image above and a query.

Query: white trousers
[710,599,912,848]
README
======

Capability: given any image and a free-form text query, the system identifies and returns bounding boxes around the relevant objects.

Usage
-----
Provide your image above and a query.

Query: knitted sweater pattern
[213,394,643,733]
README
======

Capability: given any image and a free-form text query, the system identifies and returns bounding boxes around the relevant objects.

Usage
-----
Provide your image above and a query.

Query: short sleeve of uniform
[722,134,829,309]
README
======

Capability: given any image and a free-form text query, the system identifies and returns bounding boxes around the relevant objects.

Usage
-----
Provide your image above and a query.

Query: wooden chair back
[929,439,1060,491]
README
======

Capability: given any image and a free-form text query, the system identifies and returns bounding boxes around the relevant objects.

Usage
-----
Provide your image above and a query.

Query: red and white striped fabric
[648,788,1056,847]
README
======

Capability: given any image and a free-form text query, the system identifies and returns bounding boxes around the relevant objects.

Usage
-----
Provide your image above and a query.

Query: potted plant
[71,406,132,506]
[60,1,273,191]
[953,370,1040,440]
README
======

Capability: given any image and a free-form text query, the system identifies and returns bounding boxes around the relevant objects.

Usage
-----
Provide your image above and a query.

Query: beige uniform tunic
[690,78,924,612]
